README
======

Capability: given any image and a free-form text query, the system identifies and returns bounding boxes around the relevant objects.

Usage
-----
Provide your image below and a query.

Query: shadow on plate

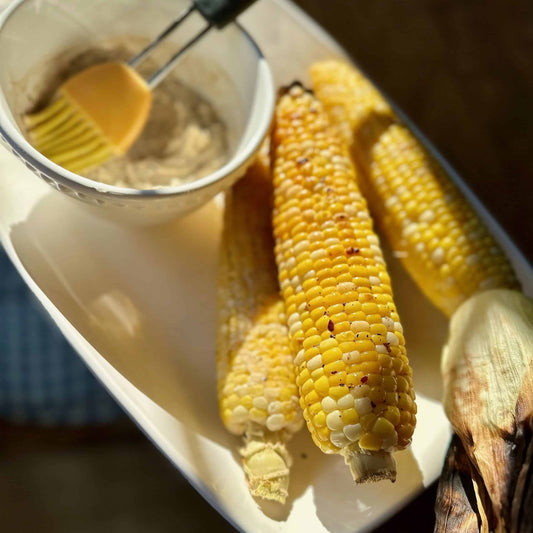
[10,191,231,448]
[313,447,423,533]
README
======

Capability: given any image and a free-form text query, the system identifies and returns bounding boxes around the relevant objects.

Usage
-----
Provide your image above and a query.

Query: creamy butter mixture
[19,38,229,189]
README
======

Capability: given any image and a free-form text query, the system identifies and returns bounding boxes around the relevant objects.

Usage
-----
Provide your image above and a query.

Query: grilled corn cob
[217,157,303,503]
[310,60,519,317]
[271,84,416,483]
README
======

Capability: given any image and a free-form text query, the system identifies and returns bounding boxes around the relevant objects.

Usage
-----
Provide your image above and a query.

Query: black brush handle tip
[194,0,257,27]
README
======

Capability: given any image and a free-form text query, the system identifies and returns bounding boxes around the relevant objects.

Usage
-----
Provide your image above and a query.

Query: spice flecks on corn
[217,158,302,502]
[271,84,416,482]
[310,61,519,316]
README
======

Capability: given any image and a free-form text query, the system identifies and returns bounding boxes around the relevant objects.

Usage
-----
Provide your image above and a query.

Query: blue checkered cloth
[0,245,124,425]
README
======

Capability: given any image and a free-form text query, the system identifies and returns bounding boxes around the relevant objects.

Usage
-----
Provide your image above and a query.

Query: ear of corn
[217,156,302,503]
[310,61,519,317]
[271,84,416,483]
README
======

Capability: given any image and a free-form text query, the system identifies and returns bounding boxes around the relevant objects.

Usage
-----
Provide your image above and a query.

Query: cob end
[341,445,397,483]
[241,435,292,504]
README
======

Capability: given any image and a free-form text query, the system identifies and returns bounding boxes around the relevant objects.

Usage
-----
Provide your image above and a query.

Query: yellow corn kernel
[359,433,383,451]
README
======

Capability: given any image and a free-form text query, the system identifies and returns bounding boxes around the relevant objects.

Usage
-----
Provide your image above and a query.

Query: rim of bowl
[0,0,275,199]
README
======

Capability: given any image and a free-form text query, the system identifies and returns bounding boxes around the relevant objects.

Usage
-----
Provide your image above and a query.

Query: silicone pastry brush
[24,0,255,174]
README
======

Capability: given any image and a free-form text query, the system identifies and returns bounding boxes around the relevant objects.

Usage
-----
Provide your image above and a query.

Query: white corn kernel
[253,397,268,410]
[343,423,363,442]
[268,401,282,414]
[287,312,300,327]
[351,384,370,399]
[234,385,248,397]
[266,413,286,432]
[338,282,356,293]
[289,322,302,337]
[343,350,360,363]
[233,405,249,422]
[385,196,398,208]
[310,249,327,260]
[351,321,370,333]
[294,349,305,365]
[307,354,323,371]
[354,397,372,416]
[326,410,344,431]
[419,209,435,223]
[294,240,309,255]
[381,316,394,330]
[330,430,350,448]
[264,387,280,401]
[321,396,337,413]
[403,222,418,238]
[303,269,316,281]
[337,394,354,409]
[431,247,445,266]
[386,331,400,346]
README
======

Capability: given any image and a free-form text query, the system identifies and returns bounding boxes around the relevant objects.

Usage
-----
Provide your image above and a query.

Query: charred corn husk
[310,60,519,317]
[434,435,487,533]
[217,157,303,503]
[438,289,533,532]
[271,84,416,483]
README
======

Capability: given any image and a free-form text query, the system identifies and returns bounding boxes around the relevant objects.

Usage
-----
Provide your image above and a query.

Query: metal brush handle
[129,0,258,89]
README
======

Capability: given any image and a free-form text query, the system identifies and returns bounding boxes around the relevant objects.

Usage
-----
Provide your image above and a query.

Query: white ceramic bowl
[0,0,274,225]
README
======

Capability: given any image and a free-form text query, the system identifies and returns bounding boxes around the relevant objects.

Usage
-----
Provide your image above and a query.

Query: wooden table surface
[1,1,532,532]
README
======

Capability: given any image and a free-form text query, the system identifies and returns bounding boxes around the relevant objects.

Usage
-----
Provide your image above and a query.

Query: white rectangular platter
[0,1,531,532]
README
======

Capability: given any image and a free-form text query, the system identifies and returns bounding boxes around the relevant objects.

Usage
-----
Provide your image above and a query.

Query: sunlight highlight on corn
[217,157,302,502]
[271,85,416,483]
[310,61,519,316]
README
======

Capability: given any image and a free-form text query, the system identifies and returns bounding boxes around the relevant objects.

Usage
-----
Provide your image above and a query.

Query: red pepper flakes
[360,376,368,384]
[327,319,335,332]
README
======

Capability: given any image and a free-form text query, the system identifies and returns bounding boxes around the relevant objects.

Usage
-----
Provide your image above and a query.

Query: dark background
[1,1,532,532]
[294,0,533,263]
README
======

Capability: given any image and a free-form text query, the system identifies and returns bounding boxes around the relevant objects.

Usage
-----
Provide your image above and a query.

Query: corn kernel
[359,432,382,451]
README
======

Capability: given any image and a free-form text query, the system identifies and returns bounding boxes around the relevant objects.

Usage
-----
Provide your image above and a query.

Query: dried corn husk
[436,289,533,532]
[435,434,486,533]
